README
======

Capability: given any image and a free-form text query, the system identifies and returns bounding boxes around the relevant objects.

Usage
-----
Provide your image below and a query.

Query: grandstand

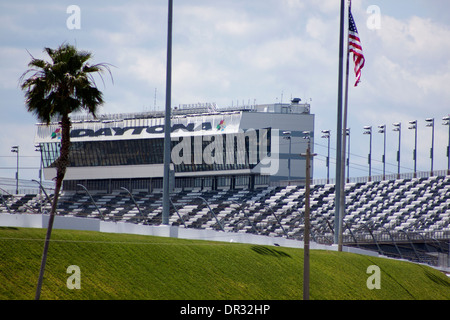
[1,172,449,268]
[1,100,448,269]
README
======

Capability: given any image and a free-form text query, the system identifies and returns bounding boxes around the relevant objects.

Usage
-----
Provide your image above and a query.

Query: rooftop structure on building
[34,98,314,192]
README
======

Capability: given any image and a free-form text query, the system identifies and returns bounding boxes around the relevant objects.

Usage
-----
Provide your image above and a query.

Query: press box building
[34,99,315,192]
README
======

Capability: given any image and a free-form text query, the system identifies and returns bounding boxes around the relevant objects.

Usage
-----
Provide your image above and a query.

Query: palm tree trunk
[34,174,62,300]
[35,114,71,300]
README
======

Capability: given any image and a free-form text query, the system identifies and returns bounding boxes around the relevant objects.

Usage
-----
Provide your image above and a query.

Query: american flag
[348,7,365,86]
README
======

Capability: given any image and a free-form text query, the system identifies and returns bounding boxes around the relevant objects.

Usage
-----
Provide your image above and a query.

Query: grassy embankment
[0,227,449,300]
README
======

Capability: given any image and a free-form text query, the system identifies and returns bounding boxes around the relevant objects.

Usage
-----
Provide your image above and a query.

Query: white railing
[0,177,54,195]
[274,169,450,187]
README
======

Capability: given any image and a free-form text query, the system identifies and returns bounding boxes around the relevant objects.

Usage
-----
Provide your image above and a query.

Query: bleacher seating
[2,175,450,265]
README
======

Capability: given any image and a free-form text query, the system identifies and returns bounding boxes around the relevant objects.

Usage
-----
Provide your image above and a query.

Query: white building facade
[34,99,314,191]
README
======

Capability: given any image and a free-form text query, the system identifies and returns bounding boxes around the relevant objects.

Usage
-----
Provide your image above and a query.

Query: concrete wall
[0,213,379,256]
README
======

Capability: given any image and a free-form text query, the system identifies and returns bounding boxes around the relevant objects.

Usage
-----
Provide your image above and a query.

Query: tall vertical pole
[321,130,331,184]
[398,125,401,178]
[334,0,346,245]
[426,118,435,175]
[288,137,292,181]
[431,121,434,175]
[338,0,351,252]
[393,123,401,179]
[414,124,417,177]
[364,126,372,181]
[162,0,173,225]
[322,130,330,184]
[38,146,43,205]
[16,147,19,194]
[302,132,316,300]
[346,128,350,183]
[303,141,311,300]
[445,116,450,174]
[11,146,19,194]
[379,125,386,180]
[369,129,372,180]
[383,127,386,179]
[327,133,330,184]
[410,121,417,178]
[408,120,417,178]
[283,131,292,182]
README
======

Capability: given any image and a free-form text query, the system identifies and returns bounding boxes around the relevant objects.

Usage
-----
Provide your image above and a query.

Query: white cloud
[306,16,329,41]
[378,15,450,64]
[282,0,305,10]
[358,13,450,114]
[0,47,29,90]
[2,0,450,180]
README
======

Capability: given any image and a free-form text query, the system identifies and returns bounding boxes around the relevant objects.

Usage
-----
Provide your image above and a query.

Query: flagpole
[338,0,352,251]
[334,0,346,246]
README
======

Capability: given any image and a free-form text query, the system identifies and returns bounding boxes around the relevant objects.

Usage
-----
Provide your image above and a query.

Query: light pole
[77,184,103,220]
[321,130,330,184]
[443,116,450,175]
[162,0,173,225]
[408,120,417,178]
[425,118,434,176]
[346,128,350,183]
[378,125,386,180]
[283,131,292,181]
[11,146,19,194]
[393,123,401,179]
[32,179,51,214]
[363,126,372,181]
[121,187,145,223]
[301,131,317,300]
[35,144,43,202]
[196,196,224,232]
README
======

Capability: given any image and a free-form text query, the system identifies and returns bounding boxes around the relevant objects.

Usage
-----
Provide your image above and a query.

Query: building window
[41,128,271,174]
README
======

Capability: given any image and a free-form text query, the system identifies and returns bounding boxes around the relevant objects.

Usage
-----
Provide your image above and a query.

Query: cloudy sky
[1,0,450,183]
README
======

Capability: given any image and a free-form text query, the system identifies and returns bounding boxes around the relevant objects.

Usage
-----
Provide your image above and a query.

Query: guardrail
[0,177,54,195]
[274,169,450,187]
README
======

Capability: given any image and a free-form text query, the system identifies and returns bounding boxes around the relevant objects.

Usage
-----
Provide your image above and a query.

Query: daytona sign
[35,112,242,143]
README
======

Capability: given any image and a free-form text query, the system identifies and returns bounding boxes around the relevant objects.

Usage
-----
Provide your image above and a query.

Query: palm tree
[20,43,112,300]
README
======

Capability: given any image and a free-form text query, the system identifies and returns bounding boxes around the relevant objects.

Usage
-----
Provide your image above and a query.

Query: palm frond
[20,43,113,123]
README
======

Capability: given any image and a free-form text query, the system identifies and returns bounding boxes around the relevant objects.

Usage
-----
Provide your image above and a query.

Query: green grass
[0,227,449,300]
